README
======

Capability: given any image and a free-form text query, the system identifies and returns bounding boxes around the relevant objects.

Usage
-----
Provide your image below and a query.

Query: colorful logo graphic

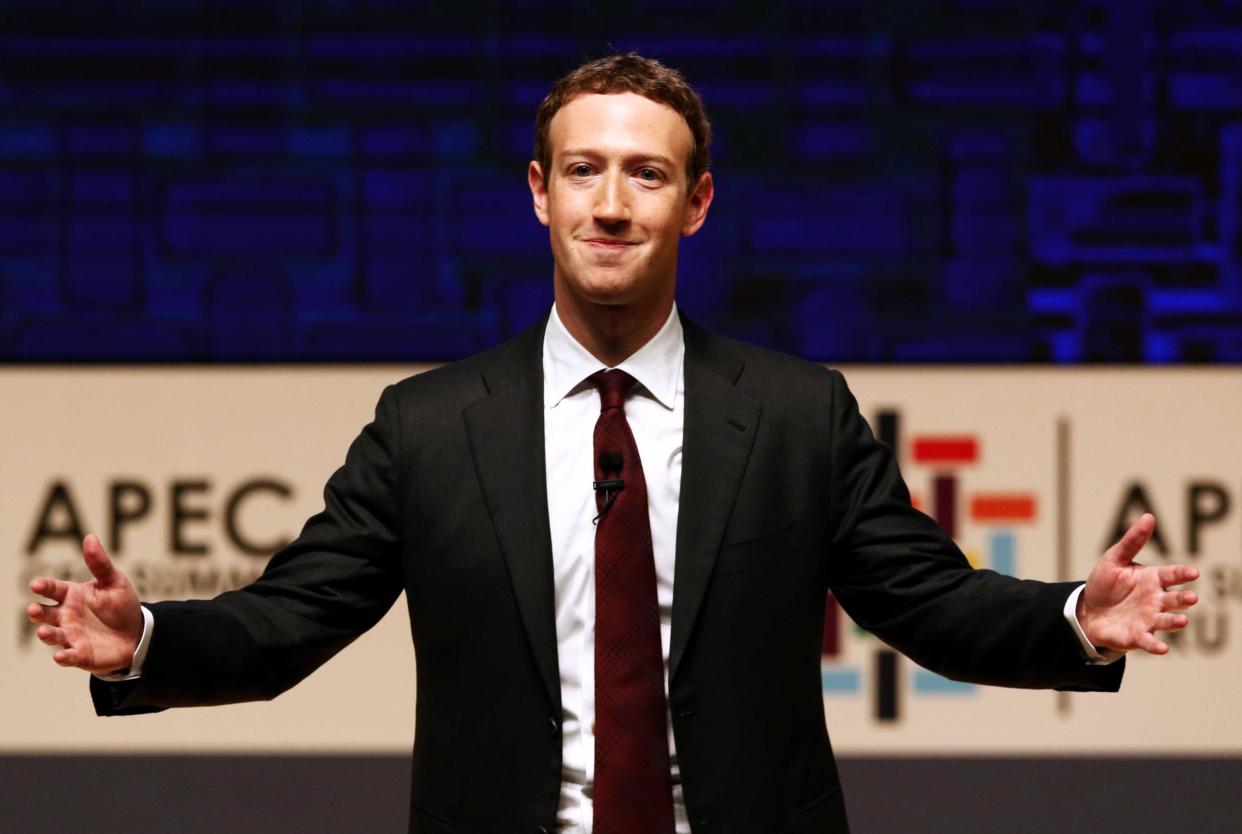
[820,408,1039,721]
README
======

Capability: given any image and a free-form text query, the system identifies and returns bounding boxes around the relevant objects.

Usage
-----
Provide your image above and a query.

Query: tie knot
[590,369,637,412]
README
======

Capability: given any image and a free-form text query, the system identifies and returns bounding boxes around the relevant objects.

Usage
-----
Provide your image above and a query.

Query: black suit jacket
[94,314,1123,833]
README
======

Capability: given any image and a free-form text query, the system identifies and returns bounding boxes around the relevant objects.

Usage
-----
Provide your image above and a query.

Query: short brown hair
[533,53,712,193]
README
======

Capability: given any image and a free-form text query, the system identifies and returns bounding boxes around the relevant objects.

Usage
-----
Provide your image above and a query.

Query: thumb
[1106,513,1156,566]
[82,534,119,585]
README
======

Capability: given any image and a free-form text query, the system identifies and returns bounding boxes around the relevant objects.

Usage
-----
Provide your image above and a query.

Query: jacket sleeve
[93,385,406,715]
[821,370,1123,692]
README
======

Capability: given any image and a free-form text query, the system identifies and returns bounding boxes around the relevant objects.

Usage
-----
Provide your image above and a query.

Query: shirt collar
[542,303,683,411]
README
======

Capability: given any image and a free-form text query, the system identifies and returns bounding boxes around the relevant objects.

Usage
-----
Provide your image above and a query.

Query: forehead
[547,92,693,167]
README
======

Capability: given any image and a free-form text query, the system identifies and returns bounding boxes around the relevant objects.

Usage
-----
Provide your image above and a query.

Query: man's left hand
[1078,513,1199,655]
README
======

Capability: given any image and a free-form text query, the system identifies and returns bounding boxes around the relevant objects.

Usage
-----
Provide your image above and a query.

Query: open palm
[27,534,143,674]
[1079,514,1199,655]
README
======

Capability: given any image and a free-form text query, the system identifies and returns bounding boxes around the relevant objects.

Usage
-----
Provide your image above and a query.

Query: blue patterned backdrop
[2,0,1240,362]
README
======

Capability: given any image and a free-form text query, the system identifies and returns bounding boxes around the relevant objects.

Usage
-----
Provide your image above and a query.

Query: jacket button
[547,717,559,737]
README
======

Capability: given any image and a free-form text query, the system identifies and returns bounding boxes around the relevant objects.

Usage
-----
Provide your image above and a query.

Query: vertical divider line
[1057,416,1071,716]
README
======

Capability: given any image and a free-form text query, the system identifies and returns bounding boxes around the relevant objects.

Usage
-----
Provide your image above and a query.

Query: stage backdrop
[2,366,1237,754]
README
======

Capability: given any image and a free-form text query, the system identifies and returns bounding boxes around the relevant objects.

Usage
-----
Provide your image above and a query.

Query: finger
[82,533,117,585]
[36,625,68,647]
[1162,589,1198,610]
[52,648,82,668]
[28,576,70,604]
[1152,612,1189,632]
[1138,632,1169,655]
[1158,564,1200,587]
[26,602,60,626]
[1107,513,1155,566]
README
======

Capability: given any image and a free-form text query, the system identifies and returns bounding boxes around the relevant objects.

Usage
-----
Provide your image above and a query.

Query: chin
[568,275,642,306]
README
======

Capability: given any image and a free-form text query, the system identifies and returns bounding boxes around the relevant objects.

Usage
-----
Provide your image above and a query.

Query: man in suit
[28,54,1199,833]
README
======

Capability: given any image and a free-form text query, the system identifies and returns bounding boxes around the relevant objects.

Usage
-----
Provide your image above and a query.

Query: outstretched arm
[1078,513,1199,655]
[27,534,143,675]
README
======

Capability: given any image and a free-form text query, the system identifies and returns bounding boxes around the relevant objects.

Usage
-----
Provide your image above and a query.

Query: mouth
[581,237,639,251]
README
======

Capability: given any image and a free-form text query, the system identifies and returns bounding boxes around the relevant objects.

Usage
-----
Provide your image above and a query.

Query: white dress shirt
[542,303,689,833]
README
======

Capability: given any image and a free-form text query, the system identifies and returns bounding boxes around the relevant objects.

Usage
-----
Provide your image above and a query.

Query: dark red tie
[590,369,675,834]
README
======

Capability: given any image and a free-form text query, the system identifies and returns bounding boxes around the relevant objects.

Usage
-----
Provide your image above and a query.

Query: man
[28,54,1199,833]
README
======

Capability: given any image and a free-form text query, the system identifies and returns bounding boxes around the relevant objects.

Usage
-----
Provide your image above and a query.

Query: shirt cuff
[1063,585,1123,666]
[92,605,154,682]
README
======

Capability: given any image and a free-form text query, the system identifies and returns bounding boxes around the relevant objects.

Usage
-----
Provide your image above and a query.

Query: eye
[636,167,661,182]
[570,163,593,177]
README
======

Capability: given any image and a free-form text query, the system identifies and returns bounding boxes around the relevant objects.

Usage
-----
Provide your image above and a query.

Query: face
[528,92,713,317]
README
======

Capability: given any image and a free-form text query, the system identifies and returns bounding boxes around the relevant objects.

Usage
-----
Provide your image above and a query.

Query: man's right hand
[27,533,143,675]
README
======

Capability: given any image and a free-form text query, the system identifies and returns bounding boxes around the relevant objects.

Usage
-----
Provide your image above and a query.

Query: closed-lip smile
[582,237,638,248]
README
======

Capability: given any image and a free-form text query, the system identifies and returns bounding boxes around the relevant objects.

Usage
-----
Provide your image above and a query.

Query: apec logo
[16,475,296,649]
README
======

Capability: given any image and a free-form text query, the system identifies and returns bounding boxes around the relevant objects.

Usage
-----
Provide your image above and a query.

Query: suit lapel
[462,317,561,711]
[670,317,761,683]
[460,313,760,700]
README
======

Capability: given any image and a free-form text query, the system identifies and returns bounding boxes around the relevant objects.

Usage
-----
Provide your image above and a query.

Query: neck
[554,292,673,367]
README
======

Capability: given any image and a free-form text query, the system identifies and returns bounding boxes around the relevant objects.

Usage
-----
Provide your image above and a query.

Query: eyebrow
[558,148,677,168]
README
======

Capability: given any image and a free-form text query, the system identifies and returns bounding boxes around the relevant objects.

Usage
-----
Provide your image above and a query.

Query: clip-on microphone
[593,450,624,523]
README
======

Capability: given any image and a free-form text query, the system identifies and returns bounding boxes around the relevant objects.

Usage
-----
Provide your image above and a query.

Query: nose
[593,169,630,226]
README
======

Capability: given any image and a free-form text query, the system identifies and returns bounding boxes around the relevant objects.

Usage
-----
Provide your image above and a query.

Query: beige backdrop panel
[2,368,421,753]
[822,368,1240,754]
[2,367,1238,754]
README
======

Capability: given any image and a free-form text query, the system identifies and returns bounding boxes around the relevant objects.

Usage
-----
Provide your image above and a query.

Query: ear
[681,171,714,237]
[528,161,550,227]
